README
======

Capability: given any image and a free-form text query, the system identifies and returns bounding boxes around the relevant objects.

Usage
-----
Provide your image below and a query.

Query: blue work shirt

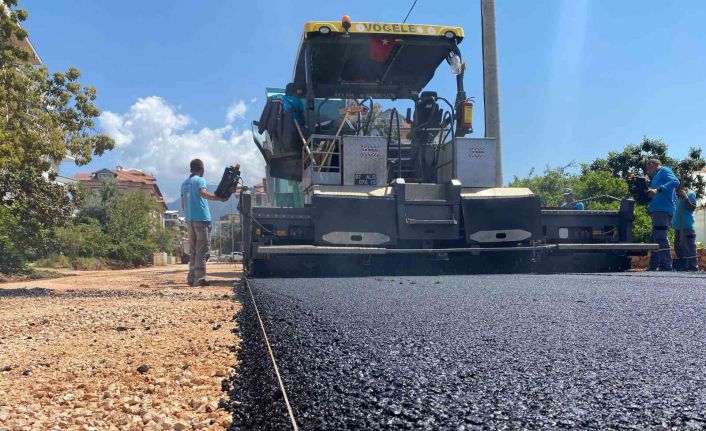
[181,175,211,222]
[673,189,697,230]
[272,94,304,123]
[561,201,585,210]
[648,166,680,214]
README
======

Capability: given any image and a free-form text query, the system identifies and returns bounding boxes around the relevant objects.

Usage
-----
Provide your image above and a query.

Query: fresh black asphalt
[227,272,706,430]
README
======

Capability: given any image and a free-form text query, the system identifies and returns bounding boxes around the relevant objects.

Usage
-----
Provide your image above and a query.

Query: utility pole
[481,0,503,187]
[230,197,235,255]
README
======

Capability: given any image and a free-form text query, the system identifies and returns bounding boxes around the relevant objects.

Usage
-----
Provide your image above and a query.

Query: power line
[402,0,419,23]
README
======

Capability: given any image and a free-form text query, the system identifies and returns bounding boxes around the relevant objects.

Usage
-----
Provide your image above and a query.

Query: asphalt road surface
[230,272,706,430]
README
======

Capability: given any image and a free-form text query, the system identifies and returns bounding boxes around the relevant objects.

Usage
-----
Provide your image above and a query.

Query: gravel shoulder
[0,263,241,431]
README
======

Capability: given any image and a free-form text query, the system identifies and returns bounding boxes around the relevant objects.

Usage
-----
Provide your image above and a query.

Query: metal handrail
[386,108,402,179]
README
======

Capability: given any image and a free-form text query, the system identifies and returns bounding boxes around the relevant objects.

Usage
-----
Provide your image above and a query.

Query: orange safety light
[459,100,473,130]
[342,15,352,33]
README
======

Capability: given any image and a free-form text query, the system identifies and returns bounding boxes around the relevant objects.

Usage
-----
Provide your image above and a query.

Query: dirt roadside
[0,263,241,431]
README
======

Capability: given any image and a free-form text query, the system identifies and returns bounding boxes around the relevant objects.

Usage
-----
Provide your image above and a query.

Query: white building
[163,210,182,229]
[43,155,76,186]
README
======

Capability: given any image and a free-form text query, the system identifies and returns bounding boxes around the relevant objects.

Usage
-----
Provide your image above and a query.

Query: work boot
[196,279,210,287]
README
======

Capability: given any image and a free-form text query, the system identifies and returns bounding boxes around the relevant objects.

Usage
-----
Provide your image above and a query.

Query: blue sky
[24,0,706,199]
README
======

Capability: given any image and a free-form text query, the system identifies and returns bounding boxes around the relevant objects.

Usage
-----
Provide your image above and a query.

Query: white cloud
[99,96,265,201]
[225,99,247,124]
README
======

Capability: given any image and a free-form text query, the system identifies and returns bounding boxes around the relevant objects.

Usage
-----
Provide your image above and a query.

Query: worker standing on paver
[181,159,228,286]
[645,159,680,271]
[561,189,585,210]
[673,183,698,271]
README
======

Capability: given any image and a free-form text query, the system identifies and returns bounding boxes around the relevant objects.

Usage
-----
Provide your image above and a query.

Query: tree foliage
[511,137,702,243]
[153,225,180,255]
[212,221,242,255]
[510,164,627,209]
[0,0,114,172]
[55,219,110,259]
[50,186,174,268]
[585,136,705,199]
[0,204,23,272]
[0,0,115,272]
[74,178,120,229]
[368,102,401,141]
[105,192,160,266]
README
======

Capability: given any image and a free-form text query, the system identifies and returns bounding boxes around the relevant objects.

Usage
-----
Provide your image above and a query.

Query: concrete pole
[230,198,235,254]
[481,0,503,187]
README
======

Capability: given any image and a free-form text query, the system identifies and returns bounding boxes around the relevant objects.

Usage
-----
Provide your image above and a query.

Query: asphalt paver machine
[241,17,654,276]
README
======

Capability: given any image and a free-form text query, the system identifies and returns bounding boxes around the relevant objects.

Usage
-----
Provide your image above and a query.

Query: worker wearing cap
[561,189,585,210]
[645,158,680,271]
[181,159,228,286]
[673,183,698,271]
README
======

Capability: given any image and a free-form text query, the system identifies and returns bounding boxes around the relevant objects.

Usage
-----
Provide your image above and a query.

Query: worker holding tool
[561,189,585,210]
[181,159,228,286]
[673,183,698,271]
[645,158,680,271]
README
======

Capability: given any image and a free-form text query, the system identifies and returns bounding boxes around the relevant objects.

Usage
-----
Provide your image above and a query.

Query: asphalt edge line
[244,278,300,431]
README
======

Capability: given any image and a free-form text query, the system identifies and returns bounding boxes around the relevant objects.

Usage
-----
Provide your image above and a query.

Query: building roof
[75,167,167,210]
[254,180,266,193]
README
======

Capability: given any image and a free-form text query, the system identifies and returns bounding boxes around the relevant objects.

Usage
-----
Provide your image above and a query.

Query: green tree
[511,137,702,242]
[0,0,115,272]
[212,221,242,255]
[510,163,578,207]
[511,165,628,209]
[153,226,179,255]
[510,165,652,241]
[572,169,629,210]
[75,178,121,229]
[55,219,110,259]
[585,137,705,198]
[0,205,23,273]
[105,192,160,266]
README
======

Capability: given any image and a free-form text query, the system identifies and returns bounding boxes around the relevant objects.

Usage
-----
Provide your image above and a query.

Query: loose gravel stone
[0,263,240,430]
[231,272,706,430]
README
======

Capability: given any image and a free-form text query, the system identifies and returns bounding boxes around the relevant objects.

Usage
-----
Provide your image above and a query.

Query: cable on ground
[244,278,299,431]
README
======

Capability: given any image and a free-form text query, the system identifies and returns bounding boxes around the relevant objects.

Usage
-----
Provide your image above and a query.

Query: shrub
[72,257,109,271]
[55,219,110,259]
[0,207,25,273]
[33,254,72,269]
[105,192,160,266]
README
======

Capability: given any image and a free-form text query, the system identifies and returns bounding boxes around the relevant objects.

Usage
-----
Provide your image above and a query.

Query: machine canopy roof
[292,21,465,100]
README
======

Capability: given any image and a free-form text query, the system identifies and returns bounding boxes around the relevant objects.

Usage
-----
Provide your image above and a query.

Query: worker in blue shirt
[271,83,304,124]
[181,159,228,286]
[645,159,680,271]
[673,183,698,271]
[561,189,585,210]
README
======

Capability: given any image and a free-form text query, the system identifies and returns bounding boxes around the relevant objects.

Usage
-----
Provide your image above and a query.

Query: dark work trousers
[649,211,673,270]
[674,229,698,271]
